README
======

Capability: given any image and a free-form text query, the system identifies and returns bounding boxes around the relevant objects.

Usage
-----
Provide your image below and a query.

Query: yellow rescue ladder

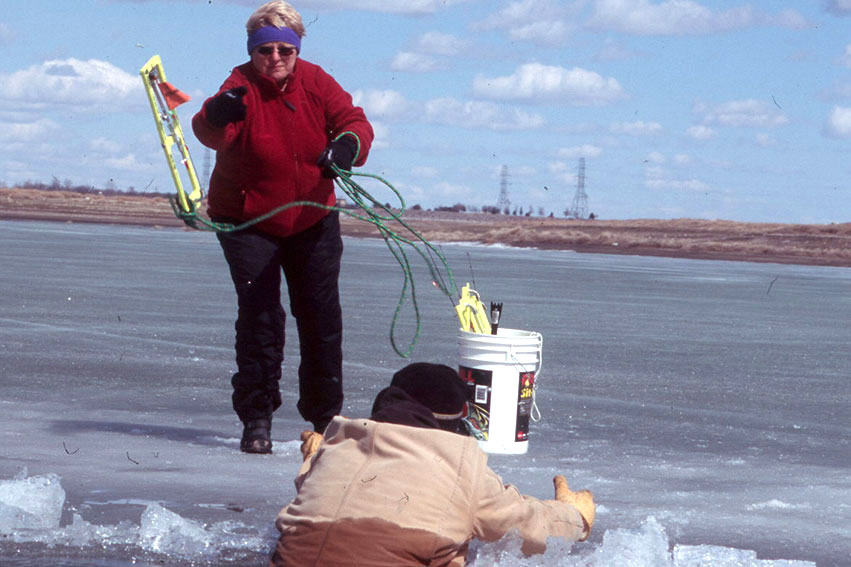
[139,55,203,219]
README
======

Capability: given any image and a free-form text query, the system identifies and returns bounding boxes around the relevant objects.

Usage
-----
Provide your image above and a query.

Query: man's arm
[471,466,593,554]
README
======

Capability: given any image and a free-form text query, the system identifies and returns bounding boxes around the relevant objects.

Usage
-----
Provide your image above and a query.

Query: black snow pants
[216,211,343,433]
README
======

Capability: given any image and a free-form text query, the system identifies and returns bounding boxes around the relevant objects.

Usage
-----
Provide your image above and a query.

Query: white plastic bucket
[458,328,542,455]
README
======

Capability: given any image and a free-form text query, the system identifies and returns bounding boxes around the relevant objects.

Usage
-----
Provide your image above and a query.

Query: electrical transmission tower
[496,165,511,213]
[201,147,212,192]
[569,157,588,219]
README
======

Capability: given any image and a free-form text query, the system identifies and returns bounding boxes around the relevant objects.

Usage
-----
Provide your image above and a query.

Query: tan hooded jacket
[271,416,587,566]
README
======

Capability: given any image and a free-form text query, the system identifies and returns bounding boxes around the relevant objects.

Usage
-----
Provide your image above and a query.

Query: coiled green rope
[170,166,458,358]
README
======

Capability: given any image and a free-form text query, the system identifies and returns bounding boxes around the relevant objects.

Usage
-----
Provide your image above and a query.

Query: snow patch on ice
[673,545,816,566]
[272,439,302,454]
[746,499,809,511]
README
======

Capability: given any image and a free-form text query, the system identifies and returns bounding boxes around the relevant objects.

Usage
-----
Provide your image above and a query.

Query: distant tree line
[4,177,171,200]
[3,178,597,219]
[427,202,595,219]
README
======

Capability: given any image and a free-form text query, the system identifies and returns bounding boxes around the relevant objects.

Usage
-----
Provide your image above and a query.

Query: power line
[201,147,212,192]
[566,158,588,219]
[496,165,510,212]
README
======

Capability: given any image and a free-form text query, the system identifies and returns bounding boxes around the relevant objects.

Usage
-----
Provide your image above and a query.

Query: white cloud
[0,58,142,113]
[840,44,851,68]
[413,32,470,57]
[642,153,709,192]
[286,0,472,15]
[90,137,122,154]
[557,145,603,159]
[645,162,710,192]
[595,38,637,61]
[694,99,788,128]
[472,63,625,106]
[0,119,59,142]
[824,0,851,17]
[644,164,665,179]
[391,32,469,73]
[686,125,715,140]
[513,164,538,177]
[610,120,662,135]
[755,133,776,147]
[104,153,147,171]
[548,161,577,184]
[765,9,810,29]
[391,52,440,73]
[509,20,570,46]
[433,181,474,198]
[819,81,851,101]
[354,89,413,120]
[645,151,666,164]
[424,97,545,130]
[390,31,470,73]
[823,106,851,138]
[368,120,390,149]
[412,166,438,178]
[357,89,546,131]
[0,23,15,46]
[588,0,756,35]
[476,0,578,46]
[646,177,710,192]
[587,0,806,36]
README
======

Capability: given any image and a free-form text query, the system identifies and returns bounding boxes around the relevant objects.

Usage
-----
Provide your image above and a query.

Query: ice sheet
[0,220,847,566]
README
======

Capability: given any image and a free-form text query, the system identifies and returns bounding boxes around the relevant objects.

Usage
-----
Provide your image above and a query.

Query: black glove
[205,86,247,128]
[317,136,357,179]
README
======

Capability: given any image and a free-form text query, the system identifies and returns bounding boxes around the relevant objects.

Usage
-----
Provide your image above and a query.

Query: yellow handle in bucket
[455,283,491,334]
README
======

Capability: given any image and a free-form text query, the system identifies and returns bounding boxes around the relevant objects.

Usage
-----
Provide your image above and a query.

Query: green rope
[171,166,458,358]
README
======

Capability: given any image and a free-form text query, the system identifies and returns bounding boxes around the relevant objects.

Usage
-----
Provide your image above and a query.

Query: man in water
[271,362,595,566]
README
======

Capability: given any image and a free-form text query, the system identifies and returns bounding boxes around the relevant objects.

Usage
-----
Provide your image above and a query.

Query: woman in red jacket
[192,0,374,454]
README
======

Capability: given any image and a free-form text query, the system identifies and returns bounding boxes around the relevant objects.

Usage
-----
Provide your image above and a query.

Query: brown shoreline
[2,187,849,268]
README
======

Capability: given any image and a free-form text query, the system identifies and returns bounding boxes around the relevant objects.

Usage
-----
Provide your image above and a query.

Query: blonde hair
[246,1,305,37]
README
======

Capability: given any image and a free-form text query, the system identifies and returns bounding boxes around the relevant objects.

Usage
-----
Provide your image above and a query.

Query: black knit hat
[390,362,469,426]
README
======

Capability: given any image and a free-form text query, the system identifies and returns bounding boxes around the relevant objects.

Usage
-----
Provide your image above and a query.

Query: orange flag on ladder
[159,81,191,110]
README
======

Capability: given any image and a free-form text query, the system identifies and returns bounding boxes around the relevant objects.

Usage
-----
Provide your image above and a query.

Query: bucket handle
[531,332,542,423]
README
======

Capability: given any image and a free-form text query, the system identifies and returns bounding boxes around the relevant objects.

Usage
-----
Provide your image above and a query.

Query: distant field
[2,187,849,267]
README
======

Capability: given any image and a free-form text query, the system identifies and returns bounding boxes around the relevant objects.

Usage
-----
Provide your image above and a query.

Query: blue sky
[1,0,850,223]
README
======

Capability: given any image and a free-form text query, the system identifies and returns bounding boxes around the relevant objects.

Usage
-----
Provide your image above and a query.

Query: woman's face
[250,41,297,86]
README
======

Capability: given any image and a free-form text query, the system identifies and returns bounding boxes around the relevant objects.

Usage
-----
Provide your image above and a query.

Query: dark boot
[240,419,272,454]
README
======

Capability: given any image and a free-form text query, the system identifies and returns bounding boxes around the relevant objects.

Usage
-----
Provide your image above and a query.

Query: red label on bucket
[515,371,535,441]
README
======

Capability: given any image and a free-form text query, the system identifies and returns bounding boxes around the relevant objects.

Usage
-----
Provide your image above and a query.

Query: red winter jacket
[192,60,373,237]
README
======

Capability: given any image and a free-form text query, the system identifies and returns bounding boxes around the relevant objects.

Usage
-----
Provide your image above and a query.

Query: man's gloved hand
[205,86,248,128]
[300,430,323,462]
[553,475,595,540]
[317,135,357,179]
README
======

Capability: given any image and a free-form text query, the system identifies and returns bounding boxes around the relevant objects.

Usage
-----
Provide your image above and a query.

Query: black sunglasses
[256,45,296,57]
